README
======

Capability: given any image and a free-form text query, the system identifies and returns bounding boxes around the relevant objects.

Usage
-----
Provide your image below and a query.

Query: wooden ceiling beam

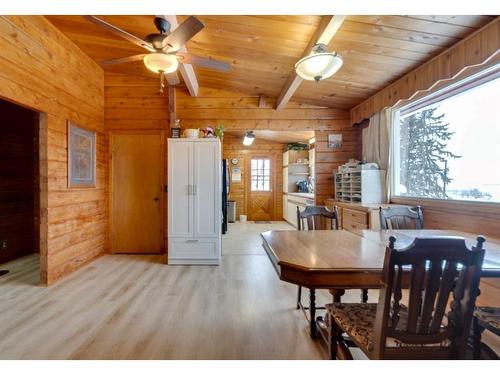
[275,15,346,110]
[162,15,199,96]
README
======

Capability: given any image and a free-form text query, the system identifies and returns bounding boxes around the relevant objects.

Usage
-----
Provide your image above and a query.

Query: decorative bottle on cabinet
[168,138,222,265]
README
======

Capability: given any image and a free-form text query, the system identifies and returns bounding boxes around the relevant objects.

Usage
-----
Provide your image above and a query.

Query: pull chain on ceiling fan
[85,15,231,92]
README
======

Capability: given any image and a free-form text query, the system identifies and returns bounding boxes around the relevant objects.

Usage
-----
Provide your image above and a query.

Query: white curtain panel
[362,107,394,202]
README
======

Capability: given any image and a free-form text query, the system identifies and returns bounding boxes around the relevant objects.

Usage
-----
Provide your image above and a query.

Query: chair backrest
[379,206,424,230]
[372,235,486,359]
[297,205,338,231]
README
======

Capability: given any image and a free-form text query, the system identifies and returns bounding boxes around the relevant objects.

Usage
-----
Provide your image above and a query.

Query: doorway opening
[0,98,41,280]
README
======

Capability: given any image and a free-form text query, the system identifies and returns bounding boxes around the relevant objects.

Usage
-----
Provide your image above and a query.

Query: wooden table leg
[361,289,369,303]
[330,288,345,303]
[309,288,317,338]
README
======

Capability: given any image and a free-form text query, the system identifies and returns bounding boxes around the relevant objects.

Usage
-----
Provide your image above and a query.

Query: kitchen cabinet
[325,199,412,233]
[284,193,315,228]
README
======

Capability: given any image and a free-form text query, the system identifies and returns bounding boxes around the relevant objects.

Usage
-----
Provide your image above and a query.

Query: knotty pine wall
[223,137,286,220]
[105,72,170,132]
[177,88,350,132]
[0,16,106,284]
[314,128,362,206]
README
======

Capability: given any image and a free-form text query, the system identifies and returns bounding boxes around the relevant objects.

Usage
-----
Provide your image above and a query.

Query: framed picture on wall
[67,121,96,188]
[327,133,342,150]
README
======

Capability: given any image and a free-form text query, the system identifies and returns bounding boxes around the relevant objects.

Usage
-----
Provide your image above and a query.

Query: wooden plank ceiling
[47,15,495,110]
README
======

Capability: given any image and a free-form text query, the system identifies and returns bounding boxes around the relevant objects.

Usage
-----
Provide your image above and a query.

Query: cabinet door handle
[153,197,159,202]
[193,184,197,196]
[186,239,199,243]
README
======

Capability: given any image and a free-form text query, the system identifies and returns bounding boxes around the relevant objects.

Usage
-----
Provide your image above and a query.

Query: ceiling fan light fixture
[143,53,179,74]
[243,131,255,146]
[295,44,343,82]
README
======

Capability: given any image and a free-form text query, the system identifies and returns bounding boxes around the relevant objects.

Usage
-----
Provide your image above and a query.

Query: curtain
[362,107,394,202]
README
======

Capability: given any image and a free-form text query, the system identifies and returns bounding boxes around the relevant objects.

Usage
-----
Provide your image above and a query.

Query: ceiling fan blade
[166,72,181,85]
[162,16,204,50]
[84,16,155,52]
[176,52,231,72]
[100,54,147,66]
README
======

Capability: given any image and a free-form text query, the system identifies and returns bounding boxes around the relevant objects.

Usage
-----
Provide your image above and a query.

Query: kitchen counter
[286,192,314,199]
[283,193,315,228]
[324,199,405,212]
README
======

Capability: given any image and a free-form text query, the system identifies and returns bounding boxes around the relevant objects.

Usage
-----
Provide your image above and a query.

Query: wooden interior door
[247,156,275,221]
[110,131,164,253]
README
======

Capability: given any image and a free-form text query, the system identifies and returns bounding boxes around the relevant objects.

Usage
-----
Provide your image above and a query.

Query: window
[392,69,500,203]
[251,158,271,191]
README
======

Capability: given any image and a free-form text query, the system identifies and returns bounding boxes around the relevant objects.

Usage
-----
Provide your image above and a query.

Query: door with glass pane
[247,156,275,221]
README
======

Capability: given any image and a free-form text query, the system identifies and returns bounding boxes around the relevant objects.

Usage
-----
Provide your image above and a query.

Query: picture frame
[67,121,96,188]
[327,133,342,150]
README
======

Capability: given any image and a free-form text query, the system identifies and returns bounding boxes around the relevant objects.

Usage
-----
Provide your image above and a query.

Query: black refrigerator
[222,159,230,234]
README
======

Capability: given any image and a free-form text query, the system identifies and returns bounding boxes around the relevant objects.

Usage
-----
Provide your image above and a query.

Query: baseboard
[168,258,220,265]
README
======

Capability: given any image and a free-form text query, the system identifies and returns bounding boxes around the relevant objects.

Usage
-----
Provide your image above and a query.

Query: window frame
[390,64,500,206]
[250,158,271,192]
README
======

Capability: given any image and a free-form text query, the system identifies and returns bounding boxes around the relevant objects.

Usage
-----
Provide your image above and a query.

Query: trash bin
[227,200,236,223]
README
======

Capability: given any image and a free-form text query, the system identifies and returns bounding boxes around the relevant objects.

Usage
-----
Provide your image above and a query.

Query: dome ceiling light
[143,53,179,74]
[294,43,343,82]
[243,131,255,146]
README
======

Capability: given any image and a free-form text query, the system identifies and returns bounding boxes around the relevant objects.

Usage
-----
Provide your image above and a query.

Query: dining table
[261,228,500,338]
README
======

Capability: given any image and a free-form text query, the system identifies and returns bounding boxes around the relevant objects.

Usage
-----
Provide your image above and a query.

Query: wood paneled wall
[350,17,500,124]
[105,73,170,132]
[0,100,38,264]
[223,137,285,220]
[0,16,106,284]
[314,127,362,205]
[176,87,350,131]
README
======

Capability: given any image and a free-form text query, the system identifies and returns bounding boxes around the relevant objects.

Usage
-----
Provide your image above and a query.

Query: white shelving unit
[283,150,310,193]
[335,169,386,204]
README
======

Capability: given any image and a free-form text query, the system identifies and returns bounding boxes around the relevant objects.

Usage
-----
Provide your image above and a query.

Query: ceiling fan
[85,15,231,92]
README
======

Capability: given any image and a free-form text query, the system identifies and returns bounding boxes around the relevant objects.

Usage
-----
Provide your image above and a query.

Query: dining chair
[296,205,339,311]
[471,306,500,359]
[325,235,486,360]
[379,206,424,230]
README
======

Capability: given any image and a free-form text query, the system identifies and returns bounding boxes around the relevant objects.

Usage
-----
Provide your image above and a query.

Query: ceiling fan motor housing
[154,17,171,34]
[143,17,173,50]
[144,33,169,50]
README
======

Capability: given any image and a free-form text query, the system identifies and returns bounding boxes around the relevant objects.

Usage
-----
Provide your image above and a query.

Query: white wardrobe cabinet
[168,138,221,265]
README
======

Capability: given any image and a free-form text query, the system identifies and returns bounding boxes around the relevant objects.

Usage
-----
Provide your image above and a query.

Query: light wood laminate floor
[0,222,354,359]
[2,222,498,359]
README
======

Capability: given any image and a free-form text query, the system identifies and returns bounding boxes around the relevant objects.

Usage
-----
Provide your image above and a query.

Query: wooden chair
[471,306,500,359]
[297,205,338,231]
[379,206,424,230]
[296,205,339,312]
[325,235,486,360]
